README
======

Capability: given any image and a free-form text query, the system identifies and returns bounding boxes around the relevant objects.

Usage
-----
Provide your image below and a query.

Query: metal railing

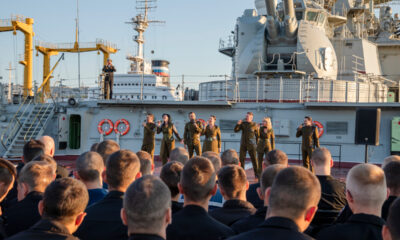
[0,98,33,149]
[23,103,54,141]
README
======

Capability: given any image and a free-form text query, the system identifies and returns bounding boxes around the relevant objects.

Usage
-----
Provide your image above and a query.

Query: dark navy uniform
[74,191,127,240]
[102,64,116,99]
[227,217,313,240]
[6,219,79,240]
[4,191,43,237]
[246,182,264,209]
[209,199,256,226]
[128,234,164,240]
[316,213,385,240]
[171,201,183,215]
[166,205,234,240]
[231,206,268,234]
[381,195,397,221]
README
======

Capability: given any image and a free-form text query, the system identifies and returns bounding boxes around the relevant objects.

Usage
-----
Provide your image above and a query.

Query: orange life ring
[198,118,206,125]
[114,119,130,136]
[98,119,114,136]
[313,121,324,138]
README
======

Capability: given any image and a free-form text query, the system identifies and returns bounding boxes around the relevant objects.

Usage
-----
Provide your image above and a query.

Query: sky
[0,0,255,89]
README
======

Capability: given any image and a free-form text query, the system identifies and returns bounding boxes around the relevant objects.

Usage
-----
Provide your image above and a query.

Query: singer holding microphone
[296,116,320,172]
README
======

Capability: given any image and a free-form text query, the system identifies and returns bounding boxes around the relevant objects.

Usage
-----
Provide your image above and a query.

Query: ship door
[69,114,81,149]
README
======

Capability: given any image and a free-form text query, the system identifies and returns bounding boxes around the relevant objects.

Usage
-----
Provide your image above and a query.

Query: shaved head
[76,151,105,182]
[311,148,331,167]
[260,164,286,195]
[38,136,55,157]
[346,164,387,210]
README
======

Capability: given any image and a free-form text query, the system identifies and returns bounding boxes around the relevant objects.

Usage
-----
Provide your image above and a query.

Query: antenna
[76,0,81,91]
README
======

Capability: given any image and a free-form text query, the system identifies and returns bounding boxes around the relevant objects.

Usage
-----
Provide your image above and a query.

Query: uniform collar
[259,217,301,232]
[222,199,255,210]
[255,206,268,218]
[128,233,165,240]
[31,219,72,235]
[105,190,125,199]
[348,213,385,227]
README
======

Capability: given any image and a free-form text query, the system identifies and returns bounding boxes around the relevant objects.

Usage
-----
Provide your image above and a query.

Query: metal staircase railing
[1,102,55,158]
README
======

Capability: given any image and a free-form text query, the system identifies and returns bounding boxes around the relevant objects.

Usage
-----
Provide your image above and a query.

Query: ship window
[136,83,139,86]
[162,95,167,100]
[152,84,155,86]
[326,121,348,135]
[295,11,303,20]
[306,11,318,22]
[220,120,237,132]
[155,96,157,99]
[137,95,140,99]
[144,96,147,99]
[131,95,134,98]
[145,84,148,86]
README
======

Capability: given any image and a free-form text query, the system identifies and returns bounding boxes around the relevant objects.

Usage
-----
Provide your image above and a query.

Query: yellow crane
[0,15,34,98]
[35,37,118,100]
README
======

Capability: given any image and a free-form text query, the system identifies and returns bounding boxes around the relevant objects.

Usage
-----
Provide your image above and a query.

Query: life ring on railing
[98,119,114,136]
[198,118,206,126]
[114,119,130,136]
[313,121,324,138]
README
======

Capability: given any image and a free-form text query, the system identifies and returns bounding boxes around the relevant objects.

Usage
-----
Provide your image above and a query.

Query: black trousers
[104,76,113,99]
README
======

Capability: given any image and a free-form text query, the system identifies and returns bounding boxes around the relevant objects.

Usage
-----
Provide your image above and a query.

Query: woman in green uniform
[202,115,221,154]
[157,113,183,164]
[257,117,275,175]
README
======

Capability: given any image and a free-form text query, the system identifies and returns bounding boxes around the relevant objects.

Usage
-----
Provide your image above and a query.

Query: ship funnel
[283,0,298,39]
[265,0,279,41]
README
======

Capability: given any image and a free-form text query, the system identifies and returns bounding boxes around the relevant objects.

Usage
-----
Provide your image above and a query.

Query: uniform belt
[206,137,217,141]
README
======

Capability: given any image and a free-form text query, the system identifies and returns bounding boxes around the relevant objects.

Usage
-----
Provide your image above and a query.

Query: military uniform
[157,123,182,165]
[183,120,203,158]
[296,125,319,172]
[257,127,275,176]
[141,122,156,159]
[202,125,221,154]
[102,64,116,99]
[234,121,259,178]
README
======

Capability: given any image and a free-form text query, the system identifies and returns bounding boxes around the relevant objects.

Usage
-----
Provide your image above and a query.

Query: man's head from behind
[105,150,141,192]
[263,149,288,169]
[160,161,184,199]
[0,158,17,202]
[382,197,400,240]
[39,178,88,234]
[74,151,105,187]
[217,165,248,200]
[383,161,400,196]
[38,135,55,157]
[311,147,333,174]
[346,163,388,215]
[18,161,54,201]
[169,147,189,165]
[267,166,321,232]
[32,154,57,177]
[136,151,154,176]
[96,140,120,165]
[179,156,217,204]
[221,149,240,166]
[382,155,400,169]
[257,164,287,203]
[202,151,221,174]
[121,175,171,238]
[23,139,45,163]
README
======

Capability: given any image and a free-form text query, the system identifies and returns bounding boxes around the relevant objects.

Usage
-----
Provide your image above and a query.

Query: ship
[1,0,400,170]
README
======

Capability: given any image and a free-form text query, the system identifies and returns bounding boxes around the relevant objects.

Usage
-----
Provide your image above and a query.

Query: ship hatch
[69,115,81,149]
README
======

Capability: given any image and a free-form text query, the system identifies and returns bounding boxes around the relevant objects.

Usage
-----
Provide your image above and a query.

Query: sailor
[296,115,320,172]
[256,117,275,177]
[234,112,259,178]
[183,112,203,158]
[202,115,221,154]
[141,113,156,160]
[102,58,116,99]
[157,113,183,165]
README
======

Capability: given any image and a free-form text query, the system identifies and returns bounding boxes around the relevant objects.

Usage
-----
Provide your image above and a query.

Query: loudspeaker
[355,108,381,145]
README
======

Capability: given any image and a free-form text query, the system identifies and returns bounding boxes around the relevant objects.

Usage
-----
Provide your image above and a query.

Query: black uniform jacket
[6,219,79,240]
[4,191,43,236]
[166,205,234,240]
[74,191,127,240]
[246,182,264,209]
[209,199,256,226]
[316,213,385,240]
[227,217,314,240]
[231,206,267,234]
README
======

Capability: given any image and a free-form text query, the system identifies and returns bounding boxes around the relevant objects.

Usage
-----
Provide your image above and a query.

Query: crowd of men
[0,134,399,239]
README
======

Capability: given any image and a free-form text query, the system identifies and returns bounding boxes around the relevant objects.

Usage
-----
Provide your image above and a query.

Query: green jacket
[296,125,320,149]
[234,121,259,145]
[257,127,275,150]
[142,122,156,146]
[157,123,182,143]
[184,120,203,146]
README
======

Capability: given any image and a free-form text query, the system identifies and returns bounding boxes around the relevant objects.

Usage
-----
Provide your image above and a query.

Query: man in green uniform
[183,112,203,158]
[296,116,320,172]
[234,112,259,178]
[141,113,156,160]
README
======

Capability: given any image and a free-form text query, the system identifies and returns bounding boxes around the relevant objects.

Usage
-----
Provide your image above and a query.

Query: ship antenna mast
[126,0,165,74]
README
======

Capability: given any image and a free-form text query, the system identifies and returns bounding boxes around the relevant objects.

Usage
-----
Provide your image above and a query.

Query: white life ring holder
[98,119,114,136]
[114,119,130,136]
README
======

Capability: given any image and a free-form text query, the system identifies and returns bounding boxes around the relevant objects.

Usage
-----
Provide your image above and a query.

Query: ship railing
[0,15,27,27]
[23,103,55,142]
[219,35,235,50]
[260,52,305,71]
[0,98,33,150]
[35,39,117,50]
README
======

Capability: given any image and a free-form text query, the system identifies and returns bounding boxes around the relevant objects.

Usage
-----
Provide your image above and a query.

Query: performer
[256,117,275,176]
[157,114,183,165]
[102,58,116,99]
[141,113,156,160]
[183,112,203,158]
[234,112,259,178]
[202,115,221,154]
[296,116,320,172]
